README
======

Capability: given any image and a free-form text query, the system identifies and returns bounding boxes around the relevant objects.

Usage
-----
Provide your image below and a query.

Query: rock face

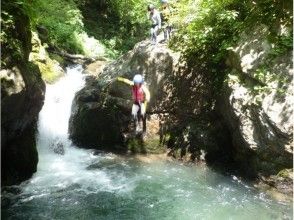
[218,25,293,177]
[29,31,65,83]
[69,41,179,152]
[83,59,108,76]
[1,5,45,185]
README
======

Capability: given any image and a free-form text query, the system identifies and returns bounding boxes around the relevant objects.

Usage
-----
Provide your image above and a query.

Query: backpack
[160,7,171,22]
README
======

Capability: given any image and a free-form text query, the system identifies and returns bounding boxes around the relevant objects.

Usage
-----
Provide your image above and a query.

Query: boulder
[1,5,46,185]
[83,59,108,76]
[36,25,49,43]
[69,40,180,152]
[99,40,180,111]
[218,25,293,177]
[50,138,65,155]
[29,31,65,83]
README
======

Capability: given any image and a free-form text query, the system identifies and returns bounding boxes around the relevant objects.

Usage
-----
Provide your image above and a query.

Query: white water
[2,65,292,220]
[31,65,120,194]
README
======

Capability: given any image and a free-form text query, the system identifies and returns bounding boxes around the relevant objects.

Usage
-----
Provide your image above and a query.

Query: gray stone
[218,25,293,176]
[69,40,180,152]
[1,8,46,186]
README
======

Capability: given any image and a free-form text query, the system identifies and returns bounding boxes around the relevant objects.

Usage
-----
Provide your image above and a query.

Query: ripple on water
[2,155,293,220]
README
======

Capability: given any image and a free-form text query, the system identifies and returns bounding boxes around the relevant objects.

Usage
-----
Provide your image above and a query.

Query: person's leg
[132,104,140,132]
[132,104,139,119]
[163,24,167,40]
[140,103,147,132]
[154,25,159,44]
[168,25,172,39]
[151,27,156,44]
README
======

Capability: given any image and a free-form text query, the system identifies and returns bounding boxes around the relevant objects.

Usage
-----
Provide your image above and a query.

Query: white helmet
[133,74,144,84]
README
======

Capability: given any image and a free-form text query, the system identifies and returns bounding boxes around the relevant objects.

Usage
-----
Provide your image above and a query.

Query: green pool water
[1,150,292,220]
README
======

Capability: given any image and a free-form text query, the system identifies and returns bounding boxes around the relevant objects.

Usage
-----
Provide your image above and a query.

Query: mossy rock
[37,59,64,83]
[127,136,165,154]
[49,53,67,68]
[277,168,293,179]
[29,31,65,84]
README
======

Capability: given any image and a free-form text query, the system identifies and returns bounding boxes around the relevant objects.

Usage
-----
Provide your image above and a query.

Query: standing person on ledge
[147,4,161,45]
[160,0,172,41]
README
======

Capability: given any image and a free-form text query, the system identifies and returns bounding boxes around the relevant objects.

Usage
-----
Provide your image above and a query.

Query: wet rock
[255,168,293,202]
[218,25,293,178]
[29,31,65,83]
[1,4,45,186]
[69,40,180,153]
[36,25,49,43]
[50,140,65,155]
[1,186,22,195]
[83,60,108,76]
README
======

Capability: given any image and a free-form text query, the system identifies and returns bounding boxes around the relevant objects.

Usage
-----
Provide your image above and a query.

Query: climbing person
[147,4,161,45]
[160,0,172,41]
[117,74,151,135]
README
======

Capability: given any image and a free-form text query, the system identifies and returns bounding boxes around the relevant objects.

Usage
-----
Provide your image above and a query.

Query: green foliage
[169,0,292,102]
[77,0,150,56]
[1,11,20,65]
[162,0,246,129]
[170,0,245,94]
[250,32,292,98]
[268,34,293,58]
[2,0,154,59]
[1,1,33,67]
[2,0,36,21]
[31,0,85,54]
[242,0,293,30]
[127,138,146,154]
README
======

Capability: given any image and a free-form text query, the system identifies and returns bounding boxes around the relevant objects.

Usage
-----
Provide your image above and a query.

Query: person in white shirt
[147,4,161,45]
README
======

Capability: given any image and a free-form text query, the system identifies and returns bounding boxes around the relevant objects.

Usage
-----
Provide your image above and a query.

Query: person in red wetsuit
[117,74,151,134]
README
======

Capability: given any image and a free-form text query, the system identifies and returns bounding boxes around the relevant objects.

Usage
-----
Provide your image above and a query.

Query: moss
[277,169,293,179]
[127,136,166,154]
[37,59,64,84]
[49,53,67,67]
[127,138,146,154]
[144,137,166,154]
[29,31,64,84]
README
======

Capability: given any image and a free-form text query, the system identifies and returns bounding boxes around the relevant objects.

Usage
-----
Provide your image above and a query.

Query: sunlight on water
[1,65,292,220]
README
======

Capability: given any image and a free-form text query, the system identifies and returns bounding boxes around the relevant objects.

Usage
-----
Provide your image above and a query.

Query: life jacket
[132,85,145,103]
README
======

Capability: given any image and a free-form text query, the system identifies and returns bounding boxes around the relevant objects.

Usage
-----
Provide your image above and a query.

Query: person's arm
[142,85,150,102]
[142,85,150,110]
[157,10,162,28]
[117,77,134,86]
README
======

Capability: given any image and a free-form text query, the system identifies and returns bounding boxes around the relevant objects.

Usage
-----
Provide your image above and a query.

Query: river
[1,65,292,220]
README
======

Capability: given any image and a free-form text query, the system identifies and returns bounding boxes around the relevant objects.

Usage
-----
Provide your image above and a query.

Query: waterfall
[30,65,101,190]
[37,65,85,155]
[28,65,117,195]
